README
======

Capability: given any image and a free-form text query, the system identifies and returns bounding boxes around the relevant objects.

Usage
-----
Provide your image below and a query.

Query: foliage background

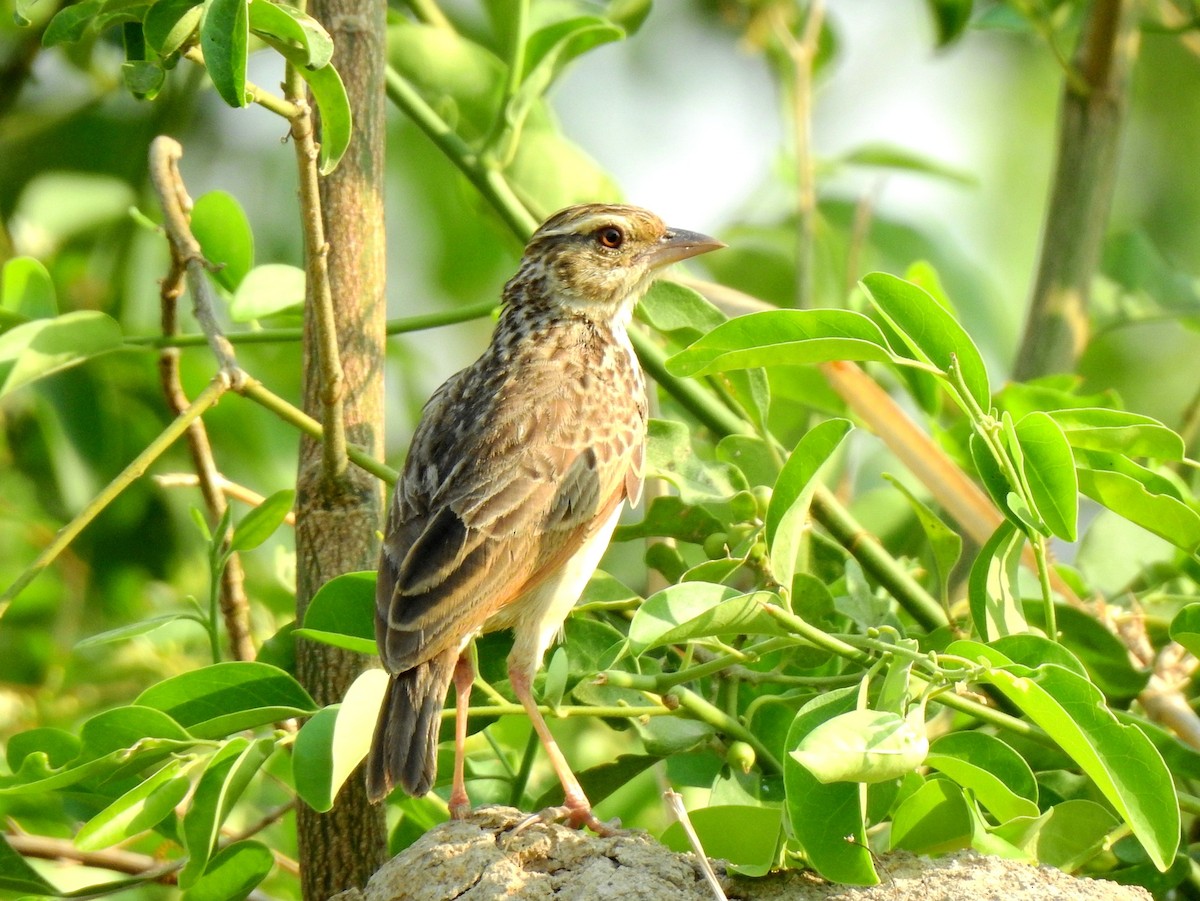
[1,0,1199,899]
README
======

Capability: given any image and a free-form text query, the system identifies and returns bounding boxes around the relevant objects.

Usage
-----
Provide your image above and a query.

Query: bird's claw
[512,804,621,836]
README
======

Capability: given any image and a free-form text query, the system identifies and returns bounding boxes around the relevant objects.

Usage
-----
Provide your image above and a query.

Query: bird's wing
[375,364,638,673]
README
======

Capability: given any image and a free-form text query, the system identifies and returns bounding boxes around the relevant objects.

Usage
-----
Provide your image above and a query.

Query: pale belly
[482,504,624,678]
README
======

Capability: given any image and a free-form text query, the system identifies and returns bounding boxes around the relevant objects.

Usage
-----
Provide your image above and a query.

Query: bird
[366,203,724,832]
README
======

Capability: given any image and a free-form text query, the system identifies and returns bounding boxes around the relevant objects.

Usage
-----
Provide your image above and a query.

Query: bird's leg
[507,663,617,836]
[448,652,474,819]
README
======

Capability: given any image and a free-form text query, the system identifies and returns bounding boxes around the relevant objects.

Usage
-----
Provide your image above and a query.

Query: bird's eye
[596,226,624,249]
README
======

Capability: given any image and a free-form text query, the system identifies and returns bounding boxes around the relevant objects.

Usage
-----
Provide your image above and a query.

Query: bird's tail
[366,651,456,803]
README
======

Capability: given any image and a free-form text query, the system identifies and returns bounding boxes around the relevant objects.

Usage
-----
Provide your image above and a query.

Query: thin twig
[158,221,255,662]
[147,137,243,385]
[4,832,182,884]
[154,473,298,526]
[183,47,302,120]
[664,791,729,901]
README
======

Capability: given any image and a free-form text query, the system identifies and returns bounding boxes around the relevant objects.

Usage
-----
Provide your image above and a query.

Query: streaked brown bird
[367,203,724,831]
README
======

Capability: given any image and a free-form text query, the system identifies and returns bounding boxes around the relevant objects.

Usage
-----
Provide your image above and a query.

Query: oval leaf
[135,661,316,738]
[1015,411,1078,542]
[294,669,387,811]
[200,0,249,107]
[182,840,274,901]
[667,309,896,378]
[230,488,295,551]
[784,688,878,885]
[0,310,122,399]
[861,271,990,410]
[191,190,253,292]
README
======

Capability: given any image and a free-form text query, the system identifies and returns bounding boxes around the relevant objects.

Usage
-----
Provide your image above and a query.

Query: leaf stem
[237,378,397,484]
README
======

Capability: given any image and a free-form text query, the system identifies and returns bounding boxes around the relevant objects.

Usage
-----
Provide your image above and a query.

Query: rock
[338,806,1152,901]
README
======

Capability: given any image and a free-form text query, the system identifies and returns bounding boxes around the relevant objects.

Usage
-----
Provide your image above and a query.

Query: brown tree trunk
[1012,0,1141,380]
[294,0,389,897]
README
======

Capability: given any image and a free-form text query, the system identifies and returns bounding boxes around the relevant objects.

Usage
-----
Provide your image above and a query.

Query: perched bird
[367,203,724,831]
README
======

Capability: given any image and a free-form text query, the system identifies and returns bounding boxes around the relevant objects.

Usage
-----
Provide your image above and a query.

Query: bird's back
[374,305,646,674]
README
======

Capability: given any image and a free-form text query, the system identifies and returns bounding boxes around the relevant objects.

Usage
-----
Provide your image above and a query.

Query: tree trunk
[1011,0,1140,380]
[294,0,389,897]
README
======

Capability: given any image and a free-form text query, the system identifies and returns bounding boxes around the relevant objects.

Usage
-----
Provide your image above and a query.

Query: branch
[284,85,348,480]
[147,137,243,385]
[157,221,254,662]
[771,0,825,309]
[1012,0,1141,378]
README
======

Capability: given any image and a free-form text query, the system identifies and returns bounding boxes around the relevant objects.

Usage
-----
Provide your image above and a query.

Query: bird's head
[511,204,725,318]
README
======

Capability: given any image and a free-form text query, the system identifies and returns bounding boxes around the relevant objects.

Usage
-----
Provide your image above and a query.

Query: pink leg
[508,664,615,835]
[448,653,474,819]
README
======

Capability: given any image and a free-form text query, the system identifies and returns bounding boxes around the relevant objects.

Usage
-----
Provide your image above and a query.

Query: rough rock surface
[329,806,1151,901]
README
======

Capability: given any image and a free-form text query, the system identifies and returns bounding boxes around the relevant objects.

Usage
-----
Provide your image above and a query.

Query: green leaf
[144,0,204,55]
[924,0,974,46]
[659,805,782,876]
[269,52,352,175]
[784,688,878,885]
[230,489,294,551]
[791,708,928,784]
[1169,604,1200,658]
[75,758,192,850]
[926,732,1039,822]
[136,661,317,738]
[667,309,895,378]
[992,799,1117,871]
[645,418,748,503]
[191,191,254,292]
[6,727,80,773]
[1014,411,1078,541]
[882,475,962,606]
[228,263,305,321]
[613,495,723,545]
[301,570,375,640]
[2,707,193,795]
[498,17,624,160]
[1023,603,1149,700]
[969,431,1018,524]
[1048,408,1183,460]
[42,0,105,46]
[1,256,56,321]
[183,840,274,901]
[968,521,1025,641]
[533,754,658,811]
[294,668,386,811]
[248,0,333,68]
[767,419,852,590]
[200,0,249,107]
[835,143,975,185]
[890,778,973,854]
[954,647,1180,871]
[0,310,123,399]
[76,613,202,649]
[1075,466,1200,553]
[179,737,274,888]
[123,60,166,98]
[637,280,724,336]
[627,583,781,654]
[861,271,990,410]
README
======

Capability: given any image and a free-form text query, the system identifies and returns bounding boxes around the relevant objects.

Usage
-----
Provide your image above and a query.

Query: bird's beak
[645,228,726,269]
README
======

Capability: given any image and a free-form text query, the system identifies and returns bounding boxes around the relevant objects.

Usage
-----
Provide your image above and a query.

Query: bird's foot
[513,803,621,836]
[448,798,472,821]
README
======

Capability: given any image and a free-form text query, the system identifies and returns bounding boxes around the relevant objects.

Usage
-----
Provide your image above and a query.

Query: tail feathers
[366,652,456,803]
